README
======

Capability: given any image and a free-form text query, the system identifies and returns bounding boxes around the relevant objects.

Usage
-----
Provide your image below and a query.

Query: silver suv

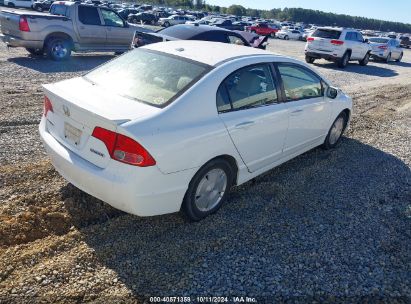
[305,27,372,68]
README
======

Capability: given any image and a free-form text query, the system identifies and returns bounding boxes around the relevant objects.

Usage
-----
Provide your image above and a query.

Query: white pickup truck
[0,1,152,60]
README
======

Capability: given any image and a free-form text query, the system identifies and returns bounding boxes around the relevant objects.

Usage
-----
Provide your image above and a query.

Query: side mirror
[364,38,369,43]
[327,87,338,99]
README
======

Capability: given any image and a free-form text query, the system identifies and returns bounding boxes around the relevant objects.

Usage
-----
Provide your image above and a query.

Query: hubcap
[52,42,67,58]
[329,117,344,145]
[194,168,227,212]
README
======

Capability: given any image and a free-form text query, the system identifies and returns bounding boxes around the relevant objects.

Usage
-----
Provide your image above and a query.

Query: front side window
[101,9,124,27]
[78,6,101,25]
[217,64,278,112]
[85,49,210,107]
[50,4,69,17]
[356,32,364,42]
[278,64,323,101]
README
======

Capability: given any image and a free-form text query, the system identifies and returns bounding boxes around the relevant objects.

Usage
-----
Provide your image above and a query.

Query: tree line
[139,0,411,33]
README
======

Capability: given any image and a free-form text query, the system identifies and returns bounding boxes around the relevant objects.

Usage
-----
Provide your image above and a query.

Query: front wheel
[323,112,348,149]
[182,159,234,221]
[305,55,315,64]
[359,52,370,66]
[284,35,289,40]
[337,52,350,68]
[385,53,391,63]
[46,37,71,61]
[164,21,170,27]
[36,6,43,12]
[7,2,15,7]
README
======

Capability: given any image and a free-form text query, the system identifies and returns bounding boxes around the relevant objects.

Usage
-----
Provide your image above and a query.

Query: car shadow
[7,54,115,73]
[312,61,399,77]
[61,138,411,301]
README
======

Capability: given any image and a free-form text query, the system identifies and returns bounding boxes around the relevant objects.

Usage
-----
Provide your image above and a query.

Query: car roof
[142,40,276,66]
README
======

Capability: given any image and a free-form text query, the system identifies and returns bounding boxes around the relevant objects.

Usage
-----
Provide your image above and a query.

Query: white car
[159,15,193,27]
[368,37,403,63]
[4,0,34,8]
[39,41,352,221]
[305,27,372,68]
[277,29,303,40]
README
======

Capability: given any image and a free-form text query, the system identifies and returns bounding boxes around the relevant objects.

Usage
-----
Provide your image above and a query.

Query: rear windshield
[369,38,389,43]
[84,49,211,108]
[50,4,69,17]
[312,29,341,39]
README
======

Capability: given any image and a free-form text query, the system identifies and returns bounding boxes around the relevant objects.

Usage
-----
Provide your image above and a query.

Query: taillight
[19,16,30,32]
[378,45,388,49]
[307,37,314,42]
[92,127,156,167]
[330,39,344,45]
[43,96,53,117]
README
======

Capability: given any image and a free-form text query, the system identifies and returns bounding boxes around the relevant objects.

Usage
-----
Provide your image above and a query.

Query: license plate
[64,122,82,146]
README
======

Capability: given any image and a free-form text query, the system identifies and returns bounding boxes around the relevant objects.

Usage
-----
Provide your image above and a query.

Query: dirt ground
[0,33,410,303]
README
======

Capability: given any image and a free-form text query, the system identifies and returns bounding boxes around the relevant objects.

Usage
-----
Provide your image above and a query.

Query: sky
[204,0,411,24]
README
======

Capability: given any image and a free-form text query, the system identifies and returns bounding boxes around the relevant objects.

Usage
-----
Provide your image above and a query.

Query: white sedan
[39,41,352,221]
[277,29,303,40]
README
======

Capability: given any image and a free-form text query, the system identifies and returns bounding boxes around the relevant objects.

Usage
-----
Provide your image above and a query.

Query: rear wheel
[7,2,15,7]
[46,37,71,61]
[359,52,370,66]
[26,47,44,56]
[337,52,350,68]
[164,21,170,27]
[36,6,43,12]
[323,112,348,149]
[182,159,234,221]
[284,35,289,40]
[305,55,315,64]
[395,53,403,62]
[270,32,276,38]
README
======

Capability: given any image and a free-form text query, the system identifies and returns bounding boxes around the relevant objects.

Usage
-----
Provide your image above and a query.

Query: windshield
[369,38,389,43]
[312,29,341,39]
[85,49,211,107]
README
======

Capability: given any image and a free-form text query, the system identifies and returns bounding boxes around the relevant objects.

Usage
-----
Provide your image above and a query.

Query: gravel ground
[0,29,410,303]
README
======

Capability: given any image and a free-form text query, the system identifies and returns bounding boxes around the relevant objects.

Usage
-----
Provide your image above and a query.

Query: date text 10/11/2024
[149,296,257,303]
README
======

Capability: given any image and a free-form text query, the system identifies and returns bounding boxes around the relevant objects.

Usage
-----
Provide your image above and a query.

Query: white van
[4,0,34,8]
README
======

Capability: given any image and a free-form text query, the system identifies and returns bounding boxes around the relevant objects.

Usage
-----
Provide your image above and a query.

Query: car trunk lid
[43,77,161,169]
[309,29,342,52]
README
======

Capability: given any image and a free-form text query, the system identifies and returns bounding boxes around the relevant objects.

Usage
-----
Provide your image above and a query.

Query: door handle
[234,121,255,129]
[290,109,303,116]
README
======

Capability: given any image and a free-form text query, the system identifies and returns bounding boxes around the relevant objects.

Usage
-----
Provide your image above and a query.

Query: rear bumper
[0,33,43,49]
[370,50,388,59]
[39,117,195,217]
[305,50,340,61]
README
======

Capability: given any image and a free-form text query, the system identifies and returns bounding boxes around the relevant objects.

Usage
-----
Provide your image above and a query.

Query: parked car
[159,15,192,27]
[39,40,352,221]
[0,1,152,60]
[117,8,140,20]
[4,0,34,8]
[368,37,403,62]
[32,0,52,12]
[132,24,268,50]
[246,23,278,37]
[127,12,157,25]
[185,19,209,25]
[400,36,411,48]
[277,29,302,40]
[305,27,372,68]
[210,19,244,31]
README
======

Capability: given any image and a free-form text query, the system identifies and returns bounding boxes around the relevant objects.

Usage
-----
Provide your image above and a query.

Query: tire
[150,20,155,25]
[359,52,370,66]
[323,112,348,149]
[7,2,15,7]
[270,32,275,38]
[182,159,234,221]
[132,18,138,24]
[385,53,391,63]
[305,55,315,64]
[284,35,289,40]
[46,37,71,61]
[337,52,350,68]
[26,47,44,56]
[36,6,43,12]
[395,53,403,62]
[164,21,170,27]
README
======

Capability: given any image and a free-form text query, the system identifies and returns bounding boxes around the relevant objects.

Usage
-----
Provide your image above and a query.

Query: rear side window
[217,64,278,112]
[78,6,101,25]
[50,4,69,17]
[278,64,323,101]
[312,29,341,39]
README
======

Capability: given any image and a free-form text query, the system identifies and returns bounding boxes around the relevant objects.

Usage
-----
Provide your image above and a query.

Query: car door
[77,5,106,46]
[276,63,331,156]
[344,32,357,59]
[100,8,131,47]
[355,32,367,59]
[391,39,401,59]
[217,63,289,173]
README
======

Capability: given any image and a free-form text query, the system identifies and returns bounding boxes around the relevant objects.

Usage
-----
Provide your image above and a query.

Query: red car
[245,23,278,37]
